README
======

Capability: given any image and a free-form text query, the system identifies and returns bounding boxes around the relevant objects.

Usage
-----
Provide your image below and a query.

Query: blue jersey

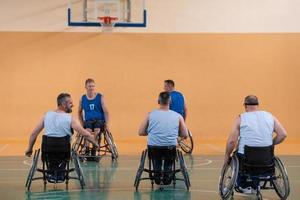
[81,93,105,121]
[169,91,185,118]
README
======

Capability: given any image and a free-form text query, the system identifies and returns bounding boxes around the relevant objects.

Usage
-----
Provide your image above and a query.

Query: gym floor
[0,154,299,200]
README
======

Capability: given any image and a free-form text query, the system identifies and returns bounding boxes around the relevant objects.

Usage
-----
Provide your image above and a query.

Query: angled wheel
[104,131,118,159]
[107,131,119,158]
[273,157,290,200]
[177,150,191,190]
[178,130,194,154]
[134,149,147,190]
[218,155,239,200]
[72,151,85,189]
[26,149,40,190]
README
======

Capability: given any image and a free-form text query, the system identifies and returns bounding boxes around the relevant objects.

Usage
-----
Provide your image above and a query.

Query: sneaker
[238,187,252,194]
[154,173,161,185]
[162,173,173,185]
[222,187,228,194]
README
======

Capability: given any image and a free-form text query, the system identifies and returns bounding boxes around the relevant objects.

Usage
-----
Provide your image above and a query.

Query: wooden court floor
[0,154,299,200]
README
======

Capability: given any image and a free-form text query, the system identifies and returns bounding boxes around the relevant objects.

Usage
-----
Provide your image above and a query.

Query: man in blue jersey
[224,95,287,193]
[164,80,187,120]
[139,92,188,185]
[78,78,110,156]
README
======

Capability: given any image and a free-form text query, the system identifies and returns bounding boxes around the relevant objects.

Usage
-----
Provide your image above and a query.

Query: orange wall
[0,32,299,147]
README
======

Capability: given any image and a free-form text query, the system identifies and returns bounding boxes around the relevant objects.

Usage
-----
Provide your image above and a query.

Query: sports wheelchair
[178,130,194,154]
[25,135,85,190]
[219,145,290,200]
[134,146,191,191]
[72,122,118,161]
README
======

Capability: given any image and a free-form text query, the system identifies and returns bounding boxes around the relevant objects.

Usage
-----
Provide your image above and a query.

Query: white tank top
[147,109,180,146]
[238,111,274,154]
[44,111,72,137]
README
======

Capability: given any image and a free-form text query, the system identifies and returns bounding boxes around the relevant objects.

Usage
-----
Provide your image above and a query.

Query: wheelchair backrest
[41,135,71,161]
[244,145,274,167]
[147,146,177,160]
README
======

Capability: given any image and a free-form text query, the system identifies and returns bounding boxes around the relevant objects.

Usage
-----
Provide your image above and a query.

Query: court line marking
[204,143,224,153]
[23,159,32,166]
[0,144,9,153]
[25,187,271,200]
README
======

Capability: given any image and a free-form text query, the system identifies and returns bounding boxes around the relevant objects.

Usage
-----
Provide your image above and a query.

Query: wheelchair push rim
[273,157,290,200]
[178,130,194,154]
[218,155,239,200]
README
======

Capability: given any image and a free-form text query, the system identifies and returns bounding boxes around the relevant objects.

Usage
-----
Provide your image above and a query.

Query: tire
[178,130,194,154]
[134,150,147,190]
[72,151,85,189]
[218,155,239,200]
[26,149,40,190]
[178,150,191,190]
[273,157,290,200]
[107,131,119,158]
[105,131,118,159]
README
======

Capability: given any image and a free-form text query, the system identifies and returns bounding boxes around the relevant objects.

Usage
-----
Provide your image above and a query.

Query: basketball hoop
[98,16,118,33]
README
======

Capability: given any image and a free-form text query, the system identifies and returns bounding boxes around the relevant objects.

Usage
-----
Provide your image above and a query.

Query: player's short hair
[158,92,170,105]
[85,78,95,85]
[244,95,259,106]
[164,79,175,87]
[57,93,71,106]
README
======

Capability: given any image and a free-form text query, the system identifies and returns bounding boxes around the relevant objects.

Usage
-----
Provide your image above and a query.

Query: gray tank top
[147,109,180,146]
[44,111,72,137]
[238,111,274,154]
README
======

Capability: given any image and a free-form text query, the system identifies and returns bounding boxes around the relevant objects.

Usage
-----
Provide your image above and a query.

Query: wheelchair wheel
[218,155,239,200]
[177,150,191,190]
[26,149,40,190]
[134,149,147,190]
[104,131,118,159]
[72,151,85,189]
[107,131,119,158]
[178,130,194,154]
[273,157,290,200]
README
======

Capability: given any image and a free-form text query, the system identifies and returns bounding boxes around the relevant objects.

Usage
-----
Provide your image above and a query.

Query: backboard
[68,0,146,28]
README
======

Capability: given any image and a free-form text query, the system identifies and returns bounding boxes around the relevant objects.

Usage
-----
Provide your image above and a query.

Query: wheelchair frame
[219,154,290,200]
[25,149,85,191]
[72,127,118,161]
[134,149,191,191]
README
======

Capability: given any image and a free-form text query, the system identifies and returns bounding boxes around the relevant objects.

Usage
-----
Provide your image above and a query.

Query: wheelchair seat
[219,145,290,200]
[41,135,71,183]
[134,147,191,190]
[147,145,177,161]
[242,145,274,176]
[26,135,85,190]
[148,146,177,185]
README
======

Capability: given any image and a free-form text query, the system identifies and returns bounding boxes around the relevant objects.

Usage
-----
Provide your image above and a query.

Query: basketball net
[98,16,118,33]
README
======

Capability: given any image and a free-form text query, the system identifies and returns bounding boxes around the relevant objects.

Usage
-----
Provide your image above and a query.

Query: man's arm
[25,117,45,157]
[273,116,287,145]
[101,96,110,130]
[71,117,99,147]
[224,117,240,164]
[179,116,188,139]
[78,98,84,126]
[138,114,149,136]
[183,102,188,121]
